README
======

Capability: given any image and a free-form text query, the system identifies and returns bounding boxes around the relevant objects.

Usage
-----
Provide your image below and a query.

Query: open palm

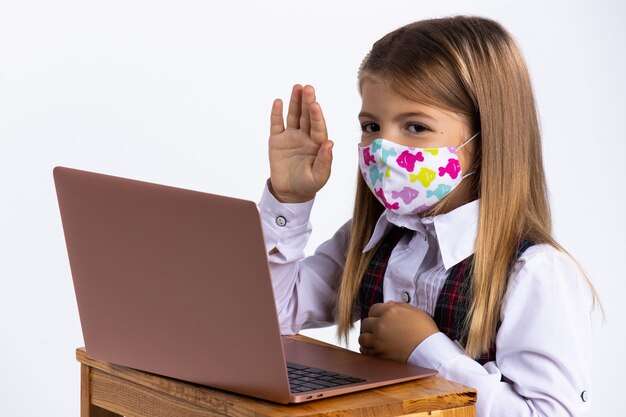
[268,84,333,203]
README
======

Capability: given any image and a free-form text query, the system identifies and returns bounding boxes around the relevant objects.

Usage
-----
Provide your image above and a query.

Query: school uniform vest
[358,226,533,365]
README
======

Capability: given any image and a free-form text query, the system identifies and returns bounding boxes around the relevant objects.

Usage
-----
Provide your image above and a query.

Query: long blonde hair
[336,16,599,358]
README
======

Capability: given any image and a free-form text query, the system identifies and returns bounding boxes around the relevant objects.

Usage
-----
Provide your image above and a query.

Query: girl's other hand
[268,84,333,203]
[358,302,439,363]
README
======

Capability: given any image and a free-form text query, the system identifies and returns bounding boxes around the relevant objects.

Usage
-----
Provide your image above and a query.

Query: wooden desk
[76,338,476,417]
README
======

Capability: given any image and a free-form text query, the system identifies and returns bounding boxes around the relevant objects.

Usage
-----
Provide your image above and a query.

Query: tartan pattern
[434,239,534,364]
[359,230,534,365]
[358,226,405,322]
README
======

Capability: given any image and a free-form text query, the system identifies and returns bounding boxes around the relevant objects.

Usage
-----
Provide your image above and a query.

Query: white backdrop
[1,1,624,415]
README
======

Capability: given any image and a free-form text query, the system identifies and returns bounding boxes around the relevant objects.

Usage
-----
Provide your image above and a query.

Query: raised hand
[268,84,333,203]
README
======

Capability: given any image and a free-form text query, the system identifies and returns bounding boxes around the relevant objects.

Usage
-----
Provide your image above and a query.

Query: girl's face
[358,79,476,175]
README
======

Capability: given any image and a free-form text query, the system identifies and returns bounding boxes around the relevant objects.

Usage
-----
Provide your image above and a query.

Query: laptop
[53,166,436,404]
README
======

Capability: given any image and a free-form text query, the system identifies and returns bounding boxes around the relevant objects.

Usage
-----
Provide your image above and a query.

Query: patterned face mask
[358,133,478,215]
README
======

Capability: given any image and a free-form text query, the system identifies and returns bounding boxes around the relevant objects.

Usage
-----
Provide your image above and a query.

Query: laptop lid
[54,166,292,403]
[55,166,437,404]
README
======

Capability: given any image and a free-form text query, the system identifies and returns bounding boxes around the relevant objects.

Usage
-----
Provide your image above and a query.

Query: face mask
[358,133,478,215]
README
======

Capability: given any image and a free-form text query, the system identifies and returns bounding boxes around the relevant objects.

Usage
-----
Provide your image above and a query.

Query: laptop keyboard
[286,362,366,393]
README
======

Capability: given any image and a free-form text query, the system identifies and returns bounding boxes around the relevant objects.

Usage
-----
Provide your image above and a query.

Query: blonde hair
[336,16,599,358]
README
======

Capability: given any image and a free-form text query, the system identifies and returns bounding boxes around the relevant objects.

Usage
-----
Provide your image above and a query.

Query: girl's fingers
[367,302,387,318]
[360,347,376,357]
[360,316,373,334]
[358,332,372,349]
[286,84,303,129]
[270,99,285,135]
[358,331,379,357]
[309,102,328,144]
[299,85,315,133]
[312,140,333,187]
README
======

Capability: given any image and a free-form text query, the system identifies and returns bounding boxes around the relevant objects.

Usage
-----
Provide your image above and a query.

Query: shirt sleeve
[258,183,350,334]
[408,244,594,417]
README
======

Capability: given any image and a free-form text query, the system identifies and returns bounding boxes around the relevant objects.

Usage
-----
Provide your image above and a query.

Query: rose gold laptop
[54,166,436,404]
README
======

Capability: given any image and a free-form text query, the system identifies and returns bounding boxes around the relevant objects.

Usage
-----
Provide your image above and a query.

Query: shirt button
[401,291,410,303]
[275,216,287,227]
[581,391,589,402]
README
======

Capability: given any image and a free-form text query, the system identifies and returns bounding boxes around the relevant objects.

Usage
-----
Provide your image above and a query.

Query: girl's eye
[361,122,380,133]
[407,123,428,133]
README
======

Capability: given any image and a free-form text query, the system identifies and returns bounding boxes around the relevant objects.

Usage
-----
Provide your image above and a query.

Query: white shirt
[258,185,594,417]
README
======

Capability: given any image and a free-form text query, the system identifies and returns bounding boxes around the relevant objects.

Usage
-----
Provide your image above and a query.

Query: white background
[1,1,624,415]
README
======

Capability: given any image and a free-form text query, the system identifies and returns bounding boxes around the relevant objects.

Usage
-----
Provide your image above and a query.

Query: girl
[260,16,597,417]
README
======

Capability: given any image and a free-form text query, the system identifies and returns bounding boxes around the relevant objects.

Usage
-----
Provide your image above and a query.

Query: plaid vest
[358,226,534,365]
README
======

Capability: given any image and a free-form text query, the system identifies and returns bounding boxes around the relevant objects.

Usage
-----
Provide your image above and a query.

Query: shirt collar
[362,200,480,270]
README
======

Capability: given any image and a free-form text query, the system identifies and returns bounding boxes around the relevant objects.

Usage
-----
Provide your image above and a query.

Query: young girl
[260,16,596,417]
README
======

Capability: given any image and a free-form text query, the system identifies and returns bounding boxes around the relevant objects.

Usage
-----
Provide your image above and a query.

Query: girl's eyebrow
[396,112,437,122]
[358,111,437,122]
[357,111,377,120]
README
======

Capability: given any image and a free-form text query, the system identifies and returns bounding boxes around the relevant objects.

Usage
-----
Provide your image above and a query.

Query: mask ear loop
[456,131,480,151]
[456,131,480,179]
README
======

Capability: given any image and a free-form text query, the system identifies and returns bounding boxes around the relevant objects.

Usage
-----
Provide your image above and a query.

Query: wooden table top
[77,336,476,417]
